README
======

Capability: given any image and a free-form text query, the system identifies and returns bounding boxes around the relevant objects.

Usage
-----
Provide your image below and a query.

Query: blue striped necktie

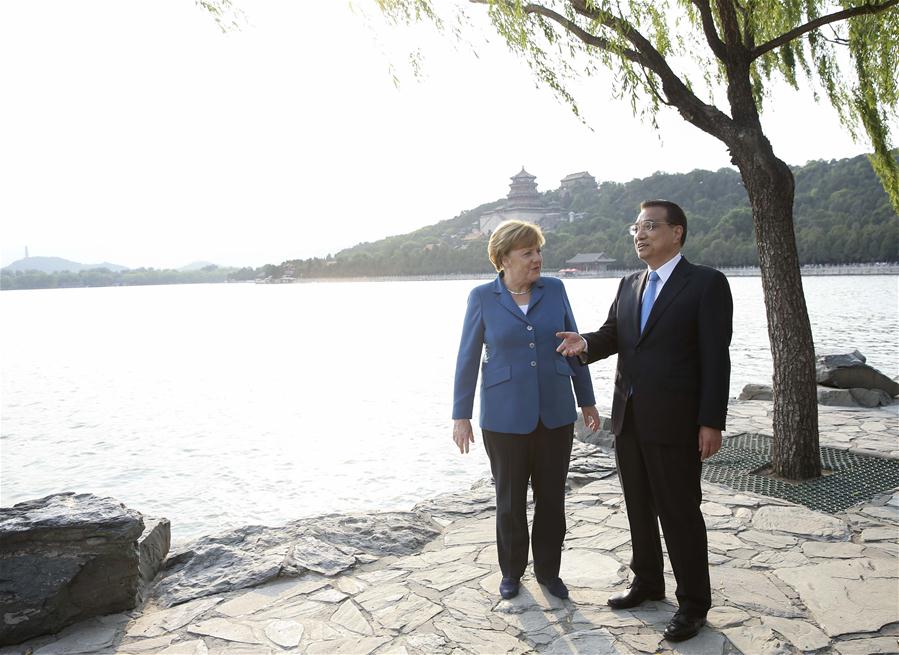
[640,271,660,333]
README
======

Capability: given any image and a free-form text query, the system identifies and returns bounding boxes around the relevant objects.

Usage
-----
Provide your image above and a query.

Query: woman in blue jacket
[452,219,599,601]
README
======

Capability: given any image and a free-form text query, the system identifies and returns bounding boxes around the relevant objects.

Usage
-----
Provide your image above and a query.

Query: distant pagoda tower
[480,166,561,234]
[506,168,543,208]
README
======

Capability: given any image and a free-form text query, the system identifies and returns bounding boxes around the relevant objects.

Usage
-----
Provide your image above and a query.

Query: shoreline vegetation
[277,262,899,284]
[2,262,896,291]
[3,153,896,291]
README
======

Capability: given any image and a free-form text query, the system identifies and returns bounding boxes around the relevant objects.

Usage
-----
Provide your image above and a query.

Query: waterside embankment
[286,263,899,284]
[2,400,897,655]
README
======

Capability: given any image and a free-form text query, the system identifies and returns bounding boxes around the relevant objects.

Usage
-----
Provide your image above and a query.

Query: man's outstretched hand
[556,331,586,358]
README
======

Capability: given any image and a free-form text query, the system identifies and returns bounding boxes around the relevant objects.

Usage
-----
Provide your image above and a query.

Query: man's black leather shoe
[536,577,569,599]
[607,585,665,609]
[663,612,706,642]
[499,577,520,600]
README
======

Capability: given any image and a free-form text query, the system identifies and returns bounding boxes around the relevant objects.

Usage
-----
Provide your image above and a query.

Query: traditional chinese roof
[566,252,616,264]
[560,171,595,182]
[511,167,536,181]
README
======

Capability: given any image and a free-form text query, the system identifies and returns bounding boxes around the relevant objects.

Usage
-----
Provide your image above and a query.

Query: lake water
[1,275,896,542]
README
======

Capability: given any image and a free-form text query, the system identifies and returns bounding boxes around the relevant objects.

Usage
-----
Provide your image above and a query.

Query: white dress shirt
[642,253,682,305]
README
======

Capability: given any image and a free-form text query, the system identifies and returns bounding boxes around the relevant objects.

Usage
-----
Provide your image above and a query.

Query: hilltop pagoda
[479,167,563,234]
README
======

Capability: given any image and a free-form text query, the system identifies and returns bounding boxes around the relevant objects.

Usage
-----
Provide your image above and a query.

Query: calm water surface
[1,275,896,541]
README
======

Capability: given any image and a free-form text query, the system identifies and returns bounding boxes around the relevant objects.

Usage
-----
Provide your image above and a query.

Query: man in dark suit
[556,199,733,642]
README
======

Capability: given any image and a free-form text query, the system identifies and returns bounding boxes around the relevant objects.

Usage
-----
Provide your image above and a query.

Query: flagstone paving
[3,401,896,654]
[727,401,899,459]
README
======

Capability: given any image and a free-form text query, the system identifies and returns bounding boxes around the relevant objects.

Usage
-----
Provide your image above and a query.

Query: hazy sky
[0,1,881,269]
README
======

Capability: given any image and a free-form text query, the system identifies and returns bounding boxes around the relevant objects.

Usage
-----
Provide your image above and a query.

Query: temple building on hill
[560,171,597,191]
[479,168,564,234]
[479,167,598,235]
[559,171,599,208]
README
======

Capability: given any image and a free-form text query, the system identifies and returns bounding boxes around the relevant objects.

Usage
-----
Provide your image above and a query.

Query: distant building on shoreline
[565,252,616,272]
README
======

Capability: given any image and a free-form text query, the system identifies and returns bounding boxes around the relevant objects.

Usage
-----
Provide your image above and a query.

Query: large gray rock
[575,414,615,450]
[817,387,859,407]
[816,350,899,397]
[818,350,867,368]
[846,387,895,406]
[153,511,441,608]
[817,386,895,407]
[740,383,774,400]
[138,518,172,602]
[0,492,168,646]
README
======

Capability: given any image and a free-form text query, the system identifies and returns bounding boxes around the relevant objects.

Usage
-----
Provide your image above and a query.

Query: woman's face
[501,242,543,286]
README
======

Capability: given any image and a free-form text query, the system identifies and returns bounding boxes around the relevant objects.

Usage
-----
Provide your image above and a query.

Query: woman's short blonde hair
[487,220,545,272]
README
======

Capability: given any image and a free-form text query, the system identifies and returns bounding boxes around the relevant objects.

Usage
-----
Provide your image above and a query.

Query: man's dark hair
[641,199,687,246]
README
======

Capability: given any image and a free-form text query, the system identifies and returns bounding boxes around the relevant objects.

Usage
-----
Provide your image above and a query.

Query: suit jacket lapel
[632,270,648,336]
[638,257,692,341]
[528,278,545,314]
[492,275,529,323]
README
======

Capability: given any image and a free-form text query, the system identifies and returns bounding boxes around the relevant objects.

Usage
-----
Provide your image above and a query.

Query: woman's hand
[582,405,601,432]
[453,419,475,454]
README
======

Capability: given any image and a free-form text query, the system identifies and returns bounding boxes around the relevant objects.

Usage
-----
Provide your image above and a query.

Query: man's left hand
[698,426,722,460]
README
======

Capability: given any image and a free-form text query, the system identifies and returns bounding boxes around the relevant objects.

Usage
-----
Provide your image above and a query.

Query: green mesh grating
[702,433,899,513]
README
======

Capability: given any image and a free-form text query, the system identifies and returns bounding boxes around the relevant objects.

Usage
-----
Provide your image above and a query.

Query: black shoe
[663,612,706,642]
[536,576,569,599]
[607,585,665,609]
[499,577,520,600]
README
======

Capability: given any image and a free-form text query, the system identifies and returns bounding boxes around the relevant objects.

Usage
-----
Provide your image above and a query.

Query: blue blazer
[453,274,596,434]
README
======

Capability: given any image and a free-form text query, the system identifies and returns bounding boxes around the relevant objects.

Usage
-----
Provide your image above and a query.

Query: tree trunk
[733,142,821,479]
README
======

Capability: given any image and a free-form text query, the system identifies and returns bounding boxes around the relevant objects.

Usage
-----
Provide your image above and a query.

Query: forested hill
[283,152,897,278]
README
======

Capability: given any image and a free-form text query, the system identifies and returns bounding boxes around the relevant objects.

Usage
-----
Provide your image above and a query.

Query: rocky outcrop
[7,404,898,655]
[816,350,899,397]
[152,511,442,608]
[149,440,619,611]
[0,492,170,646]
[739,379,895,407]
[817,386,895,408]
[137,518,172,602]
[568,440,617,487]
[739,383,774,401]
[574,414,616,450]
[413,479,497,522]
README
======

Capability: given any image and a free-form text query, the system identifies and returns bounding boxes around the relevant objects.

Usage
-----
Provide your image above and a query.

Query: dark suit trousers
[482,422,574,581]
[616,402,711,616]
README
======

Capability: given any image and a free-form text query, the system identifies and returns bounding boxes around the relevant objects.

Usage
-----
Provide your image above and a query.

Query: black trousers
[616,401,711,616]
[482,421,574,581]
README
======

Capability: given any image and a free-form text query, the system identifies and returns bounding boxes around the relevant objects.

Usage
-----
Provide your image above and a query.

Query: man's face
[632,205,682,269]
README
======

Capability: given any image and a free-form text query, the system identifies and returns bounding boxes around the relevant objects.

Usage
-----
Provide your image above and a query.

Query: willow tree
[197,0,896,478]
[370,0,899,480]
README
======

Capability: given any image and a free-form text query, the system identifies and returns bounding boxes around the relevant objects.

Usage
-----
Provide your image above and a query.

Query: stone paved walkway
[4,401,897,655]
[727,401,899,460]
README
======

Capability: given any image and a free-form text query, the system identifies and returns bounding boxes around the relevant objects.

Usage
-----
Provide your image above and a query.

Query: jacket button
[526,325,533,331]
[529,343,535,349]
[531,361,537,367]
